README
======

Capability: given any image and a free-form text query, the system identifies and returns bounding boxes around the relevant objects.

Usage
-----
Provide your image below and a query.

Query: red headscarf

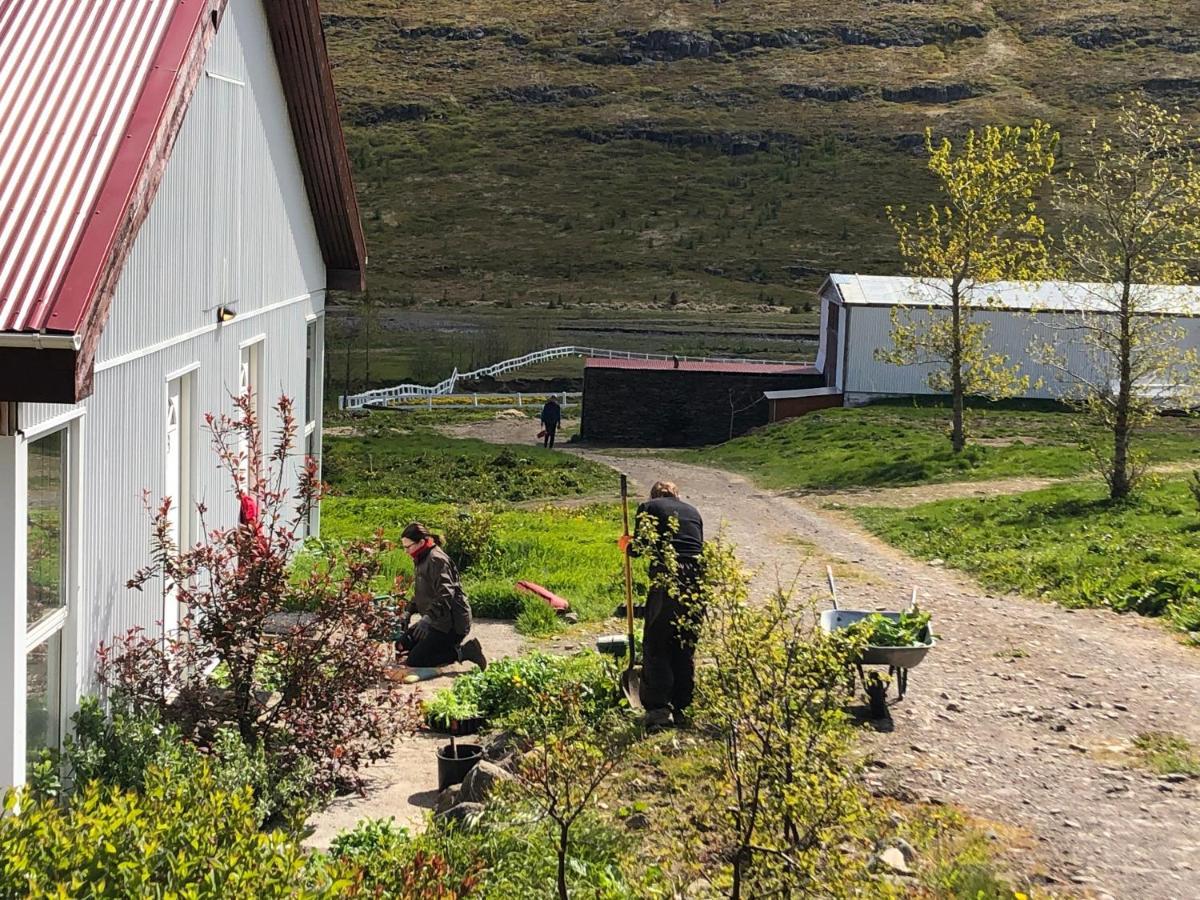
[406,537,435,562]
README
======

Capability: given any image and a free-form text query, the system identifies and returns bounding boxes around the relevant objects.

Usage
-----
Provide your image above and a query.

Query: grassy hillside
[323,0,1200,317]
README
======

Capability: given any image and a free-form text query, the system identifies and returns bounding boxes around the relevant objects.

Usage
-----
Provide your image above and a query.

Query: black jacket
[405,545,473,636]
[540,400,562,428]
[634,496,704,563]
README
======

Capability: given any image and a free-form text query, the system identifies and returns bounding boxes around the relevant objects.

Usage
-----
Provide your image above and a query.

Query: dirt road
[587,453,1200,899]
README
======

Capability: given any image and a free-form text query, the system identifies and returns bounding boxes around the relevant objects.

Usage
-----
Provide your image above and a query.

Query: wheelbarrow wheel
[865,677,890,719]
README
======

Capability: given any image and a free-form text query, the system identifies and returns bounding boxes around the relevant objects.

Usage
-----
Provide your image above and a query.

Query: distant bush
[0,766,347,898]
[444,506,499,572]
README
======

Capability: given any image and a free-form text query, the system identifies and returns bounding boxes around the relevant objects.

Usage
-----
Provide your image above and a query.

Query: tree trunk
[363,300,372,389]
[950,283,966,453]
[1111,278,1134,500]
[557,823,570,900]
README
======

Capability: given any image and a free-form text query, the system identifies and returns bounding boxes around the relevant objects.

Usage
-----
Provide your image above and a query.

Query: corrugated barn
[818,274,1200,405]
[581,359,823,446]
[0,0,365,787]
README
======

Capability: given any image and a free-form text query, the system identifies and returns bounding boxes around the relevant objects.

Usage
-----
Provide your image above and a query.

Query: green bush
[444,506,499,572]
[330,808,650,899]
[59,697,320,827]
[515,594,560,636]
[423,651,623,729]
[0,766,350,898]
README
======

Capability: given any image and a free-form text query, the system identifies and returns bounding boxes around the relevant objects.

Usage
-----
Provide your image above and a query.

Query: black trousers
[639,559,701,713]
[397,625,462,668]
[543,424,558,448]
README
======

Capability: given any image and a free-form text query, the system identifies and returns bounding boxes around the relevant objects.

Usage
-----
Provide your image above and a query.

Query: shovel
[619,474,643,709]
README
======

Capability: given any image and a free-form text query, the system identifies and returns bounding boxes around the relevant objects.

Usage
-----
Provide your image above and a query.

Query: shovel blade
[621,666,643,710]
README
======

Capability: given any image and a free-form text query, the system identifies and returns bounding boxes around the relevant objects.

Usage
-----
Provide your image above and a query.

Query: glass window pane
[27,430,66,628]
[305,321,316,424]
[26,632,62,774]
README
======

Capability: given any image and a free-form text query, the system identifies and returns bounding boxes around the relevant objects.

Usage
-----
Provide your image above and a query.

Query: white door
[163,376,190,634]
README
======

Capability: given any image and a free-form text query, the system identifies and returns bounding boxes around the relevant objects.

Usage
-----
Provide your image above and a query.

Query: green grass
[1131,732,1200,777]
[856,478,1200,632]
[323,429,612,504]
[314,496,639,631]
[677,402,1200,491]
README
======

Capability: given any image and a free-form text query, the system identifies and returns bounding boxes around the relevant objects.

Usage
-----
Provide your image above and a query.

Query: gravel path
[581,453,1200,899]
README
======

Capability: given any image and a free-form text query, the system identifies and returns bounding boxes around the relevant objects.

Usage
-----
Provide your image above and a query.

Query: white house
[0,0,366,786]
[815,274,1200,406]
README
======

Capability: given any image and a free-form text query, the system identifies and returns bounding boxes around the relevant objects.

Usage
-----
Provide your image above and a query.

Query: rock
[460,760,517,804]
[482,730,518,762]
[875,847,912,875]
[434,785,462,815]
[928,558,945,567]
[882,82,979,104]
[562,612,580,625]
[436,801,485,826]
[946,702,963,713]
[1066,672,1088,679]
[891,838,918,864]
[625,812,650,830]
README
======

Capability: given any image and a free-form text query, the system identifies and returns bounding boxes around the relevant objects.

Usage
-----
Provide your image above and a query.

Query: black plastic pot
[437,742,483,790]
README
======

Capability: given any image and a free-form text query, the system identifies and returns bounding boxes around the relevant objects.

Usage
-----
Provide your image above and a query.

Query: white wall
[842,305,1200,400]
[4,0,329,779]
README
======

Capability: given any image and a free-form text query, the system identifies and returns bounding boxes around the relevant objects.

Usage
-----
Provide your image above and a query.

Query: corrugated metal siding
[97,0,324,364]
[75,302,320,681]
[14,0,327,697]
[844,306,1200,400]
[0,0,177,333]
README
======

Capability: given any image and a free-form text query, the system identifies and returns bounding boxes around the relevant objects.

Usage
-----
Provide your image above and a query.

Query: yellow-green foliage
[0,767,351,898]
[694,540,876,897]
[880,122,1058,451]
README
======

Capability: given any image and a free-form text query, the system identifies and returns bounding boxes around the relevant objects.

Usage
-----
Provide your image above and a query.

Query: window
[25,633,61,767]
[238,340,262,488]
[26,431,66,629]
[305,320,317,425]
[25,428,71,774]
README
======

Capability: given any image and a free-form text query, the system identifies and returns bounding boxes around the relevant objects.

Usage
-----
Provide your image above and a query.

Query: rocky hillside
[322,0,1200,311]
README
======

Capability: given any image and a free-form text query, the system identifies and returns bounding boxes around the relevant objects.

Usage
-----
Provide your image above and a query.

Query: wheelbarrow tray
[819,608,935,669]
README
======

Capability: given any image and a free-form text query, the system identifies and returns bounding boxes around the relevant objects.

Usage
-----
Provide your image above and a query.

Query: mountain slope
[323,0,1200,311]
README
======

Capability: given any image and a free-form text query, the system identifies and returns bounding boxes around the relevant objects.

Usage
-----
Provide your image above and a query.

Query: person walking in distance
[539,395,562,448]
[623,480,704,729]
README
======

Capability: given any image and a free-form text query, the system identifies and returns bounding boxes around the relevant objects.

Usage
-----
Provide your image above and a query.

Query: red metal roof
[0,0,365,401]
[585,358,817,375]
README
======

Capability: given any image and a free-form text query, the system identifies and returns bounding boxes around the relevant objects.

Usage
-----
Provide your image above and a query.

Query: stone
[434,785,462,815]
[483,730,518,762]
[460,760,517,804]
[946,702,963,713]
[928,558,945,567]
[876,847,912,874]
[891,838,918,864]
[436,801,485,826]
[625,812,650,830]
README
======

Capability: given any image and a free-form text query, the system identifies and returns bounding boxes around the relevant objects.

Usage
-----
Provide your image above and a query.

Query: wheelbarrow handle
[827,565,839,610]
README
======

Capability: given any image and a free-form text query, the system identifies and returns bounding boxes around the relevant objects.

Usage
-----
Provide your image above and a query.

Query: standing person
[624,480,704,729]
[539,395,562,449]
[395,522,487,682]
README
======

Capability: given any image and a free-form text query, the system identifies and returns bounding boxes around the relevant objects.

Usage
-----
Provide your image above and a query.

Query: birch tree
[879,123,1058,452]
[1036,99,1200,500]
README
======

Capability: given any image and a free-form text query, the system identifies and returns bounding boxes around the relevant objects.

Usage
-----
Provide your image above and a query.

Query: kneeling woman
[396,522,487,678]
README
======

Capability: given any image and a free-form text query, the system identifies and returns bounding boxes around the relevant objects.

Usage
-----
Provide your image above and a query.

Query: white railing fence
[338,345,805,410]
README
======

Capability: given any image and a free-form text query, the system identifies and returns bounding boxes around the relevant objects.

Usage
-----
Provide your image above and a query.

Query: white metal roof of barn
[824,274,1200,316]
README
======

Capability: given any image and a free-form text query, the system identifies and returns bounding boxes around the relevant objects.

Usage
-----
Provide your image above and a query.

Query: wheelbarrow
[819,567,935,718]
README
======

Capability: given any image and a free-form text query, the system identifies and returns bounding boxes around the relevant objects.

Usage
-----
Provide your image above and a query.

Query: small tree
[1036,98,1200,499]
[102,393,418,799]
[695,541,873,899]
[510,686,636,900]
[879,122,1059,452]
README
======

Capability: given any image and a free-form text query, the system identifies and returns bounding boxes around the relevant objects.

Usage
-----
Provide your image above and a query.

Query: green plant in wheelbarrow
[851,606,934,647]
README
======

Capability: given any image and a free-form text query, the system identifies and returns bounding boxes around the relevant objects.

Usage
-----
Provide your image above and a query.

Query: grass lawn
[856,478,1200,635]
[323,427,611,504]
[314,496,636,633]
[677,402,1200,491]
